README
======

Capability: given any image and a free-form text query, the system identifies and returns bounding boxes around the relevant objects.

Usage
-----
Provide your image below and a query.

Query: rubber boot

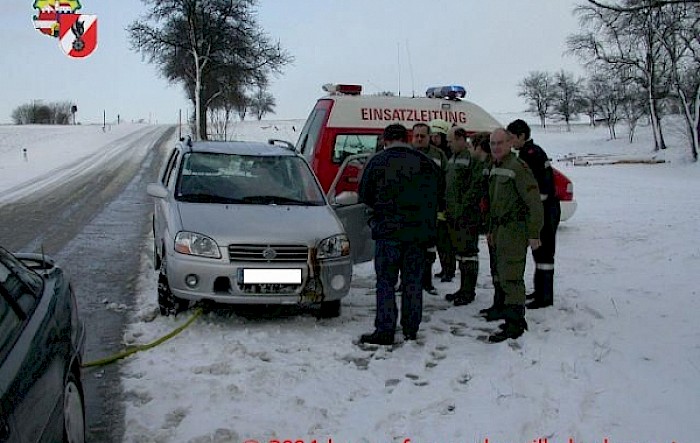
[527,270,554,309]
[422,263,437,295]
[453,260,477,306]
[445,261,467,302]
[488,305,528,343]
[480,281,506,320]
[526,270,541,301]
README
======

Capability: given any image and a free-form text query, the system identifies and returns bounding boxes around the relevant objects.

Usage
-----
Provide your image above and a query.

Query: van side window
[332,134,379,164]
[297,108,327,162]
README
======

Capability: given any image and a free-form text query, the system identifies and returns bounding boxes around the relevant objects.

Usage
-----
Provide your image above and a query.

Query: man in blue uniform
[357,124,441,345]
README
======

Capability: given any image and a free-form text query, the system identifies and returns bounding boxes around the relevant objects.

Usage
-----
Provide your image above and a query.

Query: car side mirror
[147,183,168,199]
[334,191,359,206]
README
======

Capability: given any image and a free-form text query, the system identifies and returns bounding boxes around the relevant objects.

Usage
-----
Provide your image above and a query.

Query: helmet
[429,119,450,135]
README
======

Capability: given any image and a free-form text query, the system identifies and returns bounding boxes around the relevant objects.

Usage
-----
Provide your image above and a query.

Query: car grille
[228,244,309,262]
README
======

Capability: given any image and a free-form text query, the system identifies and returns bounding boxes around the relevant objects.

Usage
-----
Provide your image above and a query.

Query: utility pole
[397,42,401,97]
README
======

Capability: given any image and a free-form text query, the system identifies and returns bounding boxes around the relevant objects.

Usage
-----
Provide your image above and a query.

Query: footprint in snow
[162,406,189,430]
[405,373,429,386]
[123,389,152,407]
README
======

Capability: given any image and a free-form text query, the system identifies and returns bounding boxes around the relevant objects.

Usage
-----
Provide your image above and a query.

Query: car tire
[157,255,189,316]
[317,299,341,319]
[63,371,85,443]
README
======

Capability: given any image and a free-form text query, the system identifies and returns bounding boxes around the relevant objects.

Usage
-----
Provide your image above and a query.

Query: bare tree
[128,0,291,140]
[569,2,671,150]
[552,70,585,131]
[518,71,556,128]
[233,89,249,121]
[654,2,700,160]
[619,80,649,142]
[600,75,624,140]
[250,84,276,120]
[587,0,700,13]
[581,73,607,126]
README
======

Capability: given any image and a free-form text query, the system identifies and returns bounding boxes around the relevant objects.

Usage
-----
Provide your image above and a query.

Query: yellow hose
[82,307,203,368]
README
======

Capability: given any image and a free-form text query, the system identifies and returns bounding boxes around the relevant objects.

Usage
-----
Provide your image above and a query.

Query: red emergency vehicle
[296,83,502,194]
[292,84,576,262]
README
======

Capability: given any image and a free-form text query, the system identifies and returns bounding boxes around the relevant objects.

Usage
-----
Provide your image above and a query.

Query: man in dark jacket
[358,124,441,345]
[507,119,561,309]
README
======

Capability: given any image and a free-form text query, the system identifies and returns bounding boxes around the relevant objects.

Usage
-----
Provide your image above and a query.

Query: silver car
[148,140,353,317]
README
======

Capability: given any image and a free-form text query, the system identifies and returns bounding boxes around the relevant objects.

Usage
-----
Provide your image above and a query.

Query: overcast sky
[1,0,586,125]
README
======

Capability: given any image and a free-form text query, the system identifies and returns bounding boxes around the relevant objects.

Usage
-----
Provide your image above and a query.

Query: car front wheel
[63,372,85,443]
[157,255,189,316]
[317,299,341,318]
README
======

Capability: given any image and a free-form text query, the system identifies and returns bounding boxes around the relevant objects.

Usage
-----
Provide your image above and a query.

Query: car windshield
[175,152,326,206]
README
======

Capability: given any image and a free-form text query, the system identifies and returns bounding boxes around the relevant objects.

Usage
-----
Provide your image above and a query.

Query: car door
[327,153,374,264]
[0,253,63,443]
[153,148,181,260]
[0,284,23,443]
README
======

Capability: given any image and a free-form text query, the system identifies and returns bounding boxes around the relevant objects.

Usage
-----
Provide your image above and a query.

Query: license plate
[241,269,302,284]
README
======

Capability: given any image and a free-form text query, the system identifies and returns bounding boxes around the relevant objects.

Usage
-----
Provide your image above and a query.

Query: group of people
[357,119,560,345]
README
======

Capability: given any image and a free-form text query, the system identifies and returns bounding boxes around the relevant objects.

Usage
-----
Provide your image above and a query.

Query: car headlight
[317,234,350,260]
[174,232,221,258]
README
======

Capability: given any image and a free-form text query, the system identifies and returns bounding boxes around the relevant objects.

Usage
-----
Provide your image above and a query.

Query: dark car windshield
[175,153,326,206]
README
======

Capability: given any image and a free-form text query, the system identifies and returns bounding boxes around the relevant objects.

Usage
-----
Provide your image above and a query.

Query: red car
[553,168,577,221]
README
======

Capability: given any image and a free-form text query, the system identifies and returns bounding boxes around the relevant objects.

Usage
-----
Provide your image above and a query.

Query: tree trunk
[193,51,202,141]
[607,119,615,139]
[654,99,667,150]
[678,85,700,162]
[628,121,636,143]
[198,99,207,141]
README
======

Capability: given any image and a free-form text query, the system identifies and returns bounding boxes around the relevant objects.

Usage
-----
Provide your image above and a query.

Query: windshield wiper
[177,194,245,204]
[242,195,311,205]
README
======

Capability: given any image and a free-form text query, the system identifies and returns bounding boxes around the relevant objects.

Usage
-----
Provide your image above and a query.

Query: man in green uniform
[444,126,484,306]
[429,119,455,282]
[411,123,448,295]
[486,128,544,343]
[470,133,507,321]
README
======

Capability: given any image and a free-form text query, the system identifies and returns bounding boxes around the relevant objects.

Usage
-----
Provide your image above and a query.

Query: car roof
[180,140,297,157]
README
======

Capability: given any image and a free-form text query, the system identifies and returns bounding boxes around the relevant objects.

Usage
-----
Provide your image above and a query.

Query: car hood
[176,203,345,245]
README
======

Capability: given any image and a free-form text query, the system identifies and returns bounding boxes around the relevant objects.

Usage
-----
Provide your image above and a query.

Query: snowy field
[2,119,699,443]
